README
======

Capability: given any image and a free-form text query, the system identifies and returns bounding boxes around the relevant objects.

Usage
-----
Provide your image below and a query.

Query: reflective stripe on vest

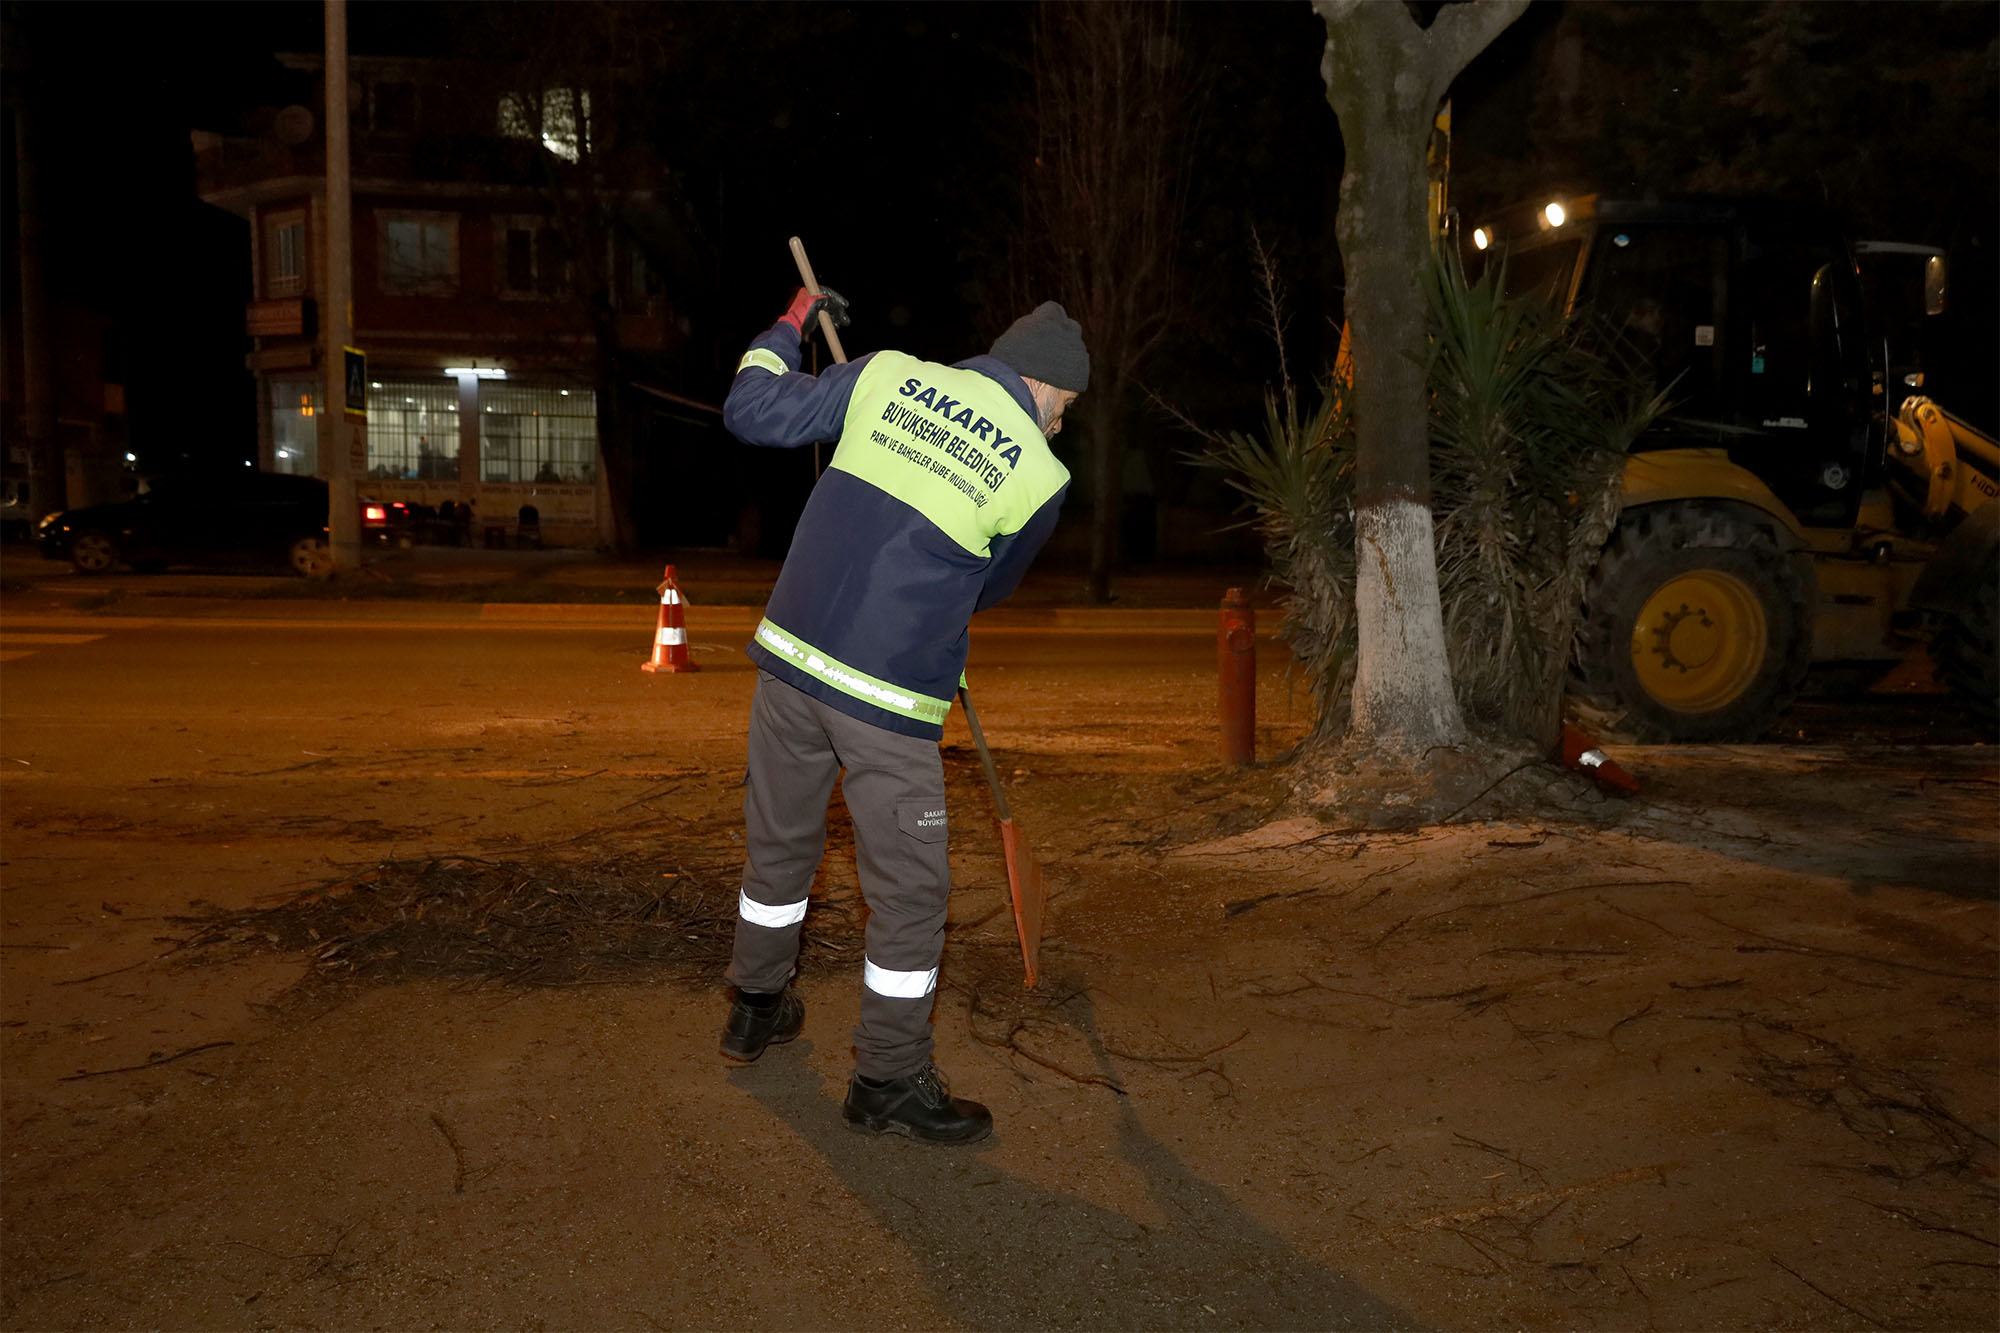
[739,890,808,929]
[737,347,787,377]
[864,958,938,999]
[754,617,951,726]
[830,350,1068,558]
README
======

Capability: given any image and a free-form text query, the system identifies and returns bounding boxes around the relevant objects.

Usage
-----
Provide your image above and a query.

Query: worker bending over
[718,287,1086,1144]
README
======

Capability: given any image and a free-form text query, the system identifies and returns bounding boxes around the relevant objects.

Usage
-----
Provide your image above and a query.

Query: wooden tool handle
[788,236,849,365]
[957,687,1013,823]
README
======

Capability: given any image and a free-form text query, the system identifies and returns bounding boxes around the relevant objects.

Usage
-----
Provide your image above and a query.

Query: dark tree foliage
[1454,0,1999,431]
[1011,0,1193,604]
[1458,1,1998,245]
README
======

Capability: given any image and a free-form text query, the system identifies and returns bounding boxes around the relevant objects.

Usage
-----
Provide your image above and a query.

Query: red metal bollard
[1219,587,1255,765]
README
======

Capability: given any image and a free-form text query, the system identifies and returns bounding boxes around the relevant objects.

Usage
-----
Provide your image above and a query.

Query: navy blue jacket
[723,318,1068,738]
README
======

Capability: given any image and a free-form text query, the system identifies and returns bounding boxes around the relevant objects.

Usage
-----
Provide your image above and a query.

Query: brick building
[193,54,672,548]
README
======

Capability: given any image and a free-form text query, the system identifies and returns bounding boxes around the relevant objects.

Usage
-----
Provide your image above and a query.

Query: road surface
[4,594,1993,1331]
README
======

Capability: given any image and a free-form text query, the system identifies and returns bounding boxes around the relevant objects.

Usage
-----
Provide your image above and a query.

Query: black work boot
[842,1063,993,1144]
[718,988,804,1063]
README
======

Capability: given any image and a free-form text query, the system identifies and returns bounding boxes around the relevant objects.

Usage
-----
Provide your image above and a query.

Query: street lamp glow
[1472,227,1492,251]
[1543,201,1567,228]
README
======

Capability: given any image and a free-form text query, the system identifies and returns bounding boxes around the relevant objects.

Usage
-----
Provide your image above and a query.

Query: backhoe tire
[1931,574,1998,729]
[1572,503,1812,743]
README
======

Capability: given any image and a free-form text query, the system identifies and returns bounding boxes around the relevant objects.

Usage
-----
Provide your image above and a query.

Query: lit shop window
[366,379,460,480]
[480,384,596,483]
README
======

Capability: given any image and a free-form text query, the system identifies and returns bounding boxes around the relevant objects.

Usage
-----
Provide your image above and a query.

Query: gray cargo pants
[727,671,951,1081]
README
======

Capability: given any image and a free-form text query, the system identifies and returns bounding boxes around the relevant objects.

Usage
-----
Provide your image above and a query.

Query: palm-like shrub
[1200,252,1664,750]
[1201,379,1358,747]
[1427,254,1667,743]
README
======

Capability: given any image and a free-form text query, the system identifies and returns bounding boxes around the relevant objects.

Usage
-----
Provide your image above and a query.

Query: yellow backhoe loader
[1466,194,1997,740]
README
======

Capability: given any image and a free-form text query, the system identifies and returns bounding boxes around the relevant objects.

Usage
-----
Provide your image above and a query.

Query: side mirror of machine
[1923,253,1948,317]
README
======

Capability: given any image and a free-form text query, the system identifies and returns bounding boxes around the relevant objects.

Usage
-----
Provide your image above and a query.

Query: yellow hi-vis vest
[826,350,1069,557]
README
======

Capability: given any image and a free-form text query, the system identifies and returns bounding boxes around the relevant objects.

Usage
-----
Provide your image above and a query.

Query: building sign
[343,347,367,417]
[246,298,309,337]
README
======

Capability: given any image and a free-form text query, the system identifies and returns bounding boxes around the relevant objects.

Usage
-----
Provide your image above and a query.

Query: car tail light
[363,504,387,524]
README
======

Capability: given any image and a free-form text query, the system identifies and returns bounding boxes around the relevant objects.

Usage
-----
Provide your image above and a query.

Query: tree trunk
[1315,0,1526,753]
[1083,386,1122,604]
[1339,126,1463,750]
[591,325,637,559]
[11,69,64,517]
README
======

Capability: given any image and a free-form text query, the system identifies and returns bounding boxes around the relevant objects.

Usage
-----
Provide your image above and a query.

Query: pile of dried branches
[175,854,864,988]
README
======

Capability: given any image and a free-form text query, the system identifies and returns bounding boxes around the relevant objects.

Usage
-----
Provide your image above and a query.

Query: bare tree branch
[1426,0,1534,100]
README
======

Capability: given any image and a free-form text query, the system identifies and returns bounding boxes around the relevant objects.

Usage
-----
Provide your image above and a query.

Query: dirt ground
[2,612,1996,1330]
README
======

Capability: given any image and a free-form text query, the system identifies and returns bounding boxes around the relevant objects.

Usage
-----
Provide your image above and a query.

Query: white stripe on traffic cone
[640,564,699,673]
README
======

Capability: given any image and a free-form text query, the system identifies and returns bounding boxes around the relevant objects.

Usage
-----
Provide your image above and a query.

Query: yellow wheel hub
[1630,570,1768,712]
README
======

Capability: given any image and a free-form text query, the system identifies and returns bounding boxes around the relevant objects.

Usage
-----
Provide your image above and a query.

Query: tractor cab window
[1735,228,1873,524]
[1578,226,1729,426]
[1498,238,1582,310]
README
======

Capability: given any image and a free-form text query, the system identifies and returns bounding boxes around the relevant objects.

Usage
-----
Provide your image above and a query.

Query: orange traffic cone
[640,564,698,673]
[1559,723,1638,794]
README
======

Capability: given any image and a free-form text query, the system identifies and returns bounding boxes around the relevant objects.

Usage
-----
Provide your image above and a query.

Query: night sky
[7,1,1995,476]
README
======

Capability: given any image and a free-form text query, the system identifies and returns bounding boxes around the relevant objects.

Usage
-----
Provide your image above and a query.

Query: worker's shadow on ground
[734,990,1417,1330]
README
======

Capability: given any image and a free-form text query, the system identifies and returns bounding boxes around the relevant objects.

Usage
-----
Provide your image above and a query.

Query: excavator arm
[1887,396,2000,525]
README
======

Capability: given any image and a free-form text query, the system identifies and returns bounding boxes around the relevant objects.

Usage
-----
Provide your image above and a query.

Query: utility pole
[6,14,63,518]
[322,0,361,569]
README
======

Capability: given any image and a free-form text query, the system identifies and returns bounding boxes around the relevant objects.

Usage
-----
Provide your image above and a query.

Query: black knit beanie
[989,302,1090,393]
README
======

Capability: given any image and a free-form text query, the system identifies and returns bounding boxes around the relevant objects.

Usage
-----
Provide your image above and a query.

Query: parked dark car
[36,471,333,576]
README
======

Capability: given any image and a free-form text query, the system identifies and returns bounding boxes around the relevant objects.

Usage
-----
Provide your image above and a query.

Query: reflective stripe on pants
[728,671,951,1080]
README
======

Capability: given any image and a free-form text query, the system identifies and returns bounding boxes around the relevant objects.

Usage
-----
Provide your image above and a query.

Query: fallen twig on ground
[1769,1254,1888,1329]
[1847,1196,1999,1250]
[1453,1131,1550,1187]
[1697,912,1994,982]
[60,1041,234,1081]
[430,1113,471,1193]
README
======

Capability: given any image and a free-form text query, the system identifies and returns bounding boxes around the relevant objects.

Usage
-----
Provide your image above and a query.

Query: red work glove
[778,285,850,335]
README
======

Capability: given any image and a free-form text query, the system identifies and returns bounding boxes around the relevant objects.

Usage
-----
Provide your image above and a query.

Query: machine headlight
[36,510,64,532]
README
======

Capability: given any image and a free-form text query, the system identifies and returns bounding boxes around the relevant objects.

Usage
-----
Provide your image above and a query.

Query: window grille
[269,379,317,475]
[365,379,460,480]
[479,384,596,483]
[268,217,306,298]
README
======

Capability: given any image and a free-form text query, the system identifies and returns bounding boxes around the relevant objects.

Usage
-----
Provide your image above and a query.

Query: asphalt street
[0,592,1303,931]
[3,568,1993,1330]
